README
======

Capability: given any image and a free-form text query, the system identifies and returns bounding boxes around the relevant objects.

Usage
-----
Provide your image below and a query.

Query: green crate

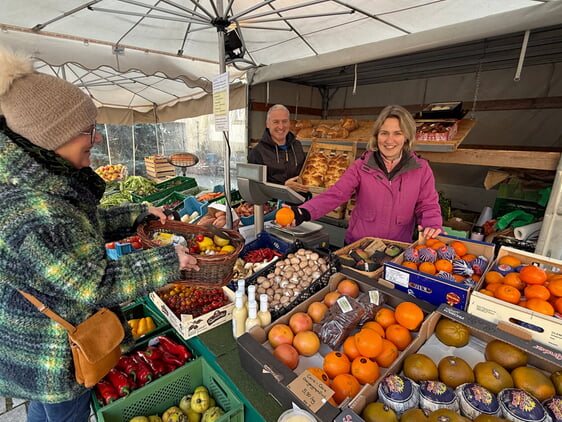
[122,299,170,340]
[92,327,196,416]
[132,177,197,204]
[96,357,244,422]
[151,191,188,208]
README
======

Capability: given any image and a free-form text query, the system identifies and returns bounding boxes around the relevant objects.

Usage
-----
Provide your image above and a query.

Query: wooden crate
[299,141,357,194]
[145,155,176,180]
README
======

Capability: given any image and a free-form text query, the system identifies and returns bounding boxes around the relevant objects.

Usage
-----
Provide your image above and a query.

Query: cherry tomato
[105,242,116,249]
[195,234,204,242]
[131,241,142,250]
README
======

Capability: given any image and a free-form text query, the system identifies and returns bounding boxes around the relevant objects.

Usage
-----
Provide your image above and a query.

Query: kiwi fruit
[427,409,470,422]
[512,366,556,401]
[438,356,475,388]
[403,353,438,382]
[435,318,470,347]
[474,361,514,394]
[485,339,528,370]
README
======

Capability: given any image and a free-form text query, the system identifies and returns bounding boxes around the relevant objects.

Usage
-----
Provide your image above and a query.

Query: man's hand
[285,176,309,193]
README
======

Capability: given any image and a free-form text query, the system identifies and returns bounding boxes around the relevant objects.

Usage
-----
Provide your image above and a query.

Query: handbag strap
[18,290,77,333]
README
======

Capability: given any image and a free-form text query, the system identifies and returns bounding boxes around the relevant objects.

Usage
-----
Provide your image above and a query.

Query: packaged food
[456,383,501,419]
[378,374,419,415]
[151,232,187,247]
[314,295,365,349]
[418,380,459,413]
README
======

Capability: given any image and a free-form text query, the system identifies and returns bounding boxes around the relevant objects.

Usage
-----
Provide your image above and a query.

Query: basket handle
[133,208,180,231]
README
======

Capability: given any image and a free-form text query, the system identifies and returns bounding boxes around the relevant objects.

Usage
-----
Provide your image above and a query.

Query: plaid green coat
[0,118,181,403]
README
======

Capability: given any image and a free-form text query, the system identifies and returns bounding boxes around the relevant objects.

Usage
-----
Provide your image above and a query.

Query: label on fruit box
[384,266,410,287]
[287,371,334,413]
[368,290,382,305]
[336,296,353,313]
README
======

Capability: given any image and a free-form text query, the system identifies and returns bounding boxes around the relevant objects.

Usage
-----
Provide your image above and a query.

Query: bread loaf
[340,117,358,131]
[313,125,331,138]
[326,127,349,139]
[324,154,349,188]
[301,151,328,186]
[297,127,315,138]
[295,119,312,129]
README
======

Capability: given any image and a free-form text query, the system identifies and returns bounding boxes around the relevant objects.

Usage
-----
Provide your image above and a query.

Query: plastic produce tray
[121,298,170,340]
[95,357,244,422]
[131,176,197,204]
[239,200,279,226]
[178,195,209,222]
[106,241,142,260]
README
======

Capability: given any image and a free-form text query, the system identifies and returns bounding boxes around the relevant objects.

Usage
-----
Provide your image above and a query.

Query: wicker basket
[137,220,245,287]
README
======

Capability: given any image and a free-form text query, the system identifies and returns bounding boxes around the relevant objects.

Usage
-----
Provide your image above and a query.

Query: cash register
[236,163,330,249]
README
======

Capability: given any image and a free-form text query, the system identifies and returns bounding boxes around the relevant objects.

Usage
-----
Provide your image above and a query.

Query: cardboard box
[237,272,435,421]
[467,246,562,349]
[149,286,235,340]
[347,303,562,416]
[382,235,495,310]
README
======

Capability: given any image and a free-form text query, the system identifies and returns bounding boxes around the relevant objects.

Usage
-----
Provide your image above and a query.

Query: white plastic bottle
[245,300,261,332]
[247,284,256,309]
[257,294,272,327]
[237,279,247,306]
[232,291,248,338]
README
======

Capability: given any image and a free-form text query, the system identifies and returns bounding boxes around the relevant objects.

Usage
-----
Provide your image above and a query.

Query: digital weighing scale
[236,163,330,247]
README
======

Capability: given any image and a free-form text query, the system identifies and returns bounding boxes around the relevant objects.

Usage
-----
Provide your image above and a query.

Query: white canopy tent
[2,0,561,124]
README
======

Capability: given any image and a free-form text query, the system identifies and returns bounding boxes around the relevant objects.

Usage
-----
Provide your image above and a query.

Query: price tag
[287,371,334,413]
[384,266,410,287]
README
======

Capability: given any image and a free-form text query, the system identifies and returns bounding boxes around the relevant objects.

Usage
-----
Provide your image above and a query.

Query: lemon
[220,245,235,253]
[197,236,214,251]
[213,235,230,247]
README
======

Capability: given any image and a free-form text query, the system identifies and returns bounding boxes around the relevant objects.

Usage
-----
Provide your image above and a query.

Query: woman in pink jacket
[290,105,443,244]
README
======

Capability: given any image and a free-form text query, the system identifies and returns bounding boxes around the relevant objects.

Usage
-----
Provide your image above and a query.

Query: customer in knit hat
[0,44,199,422]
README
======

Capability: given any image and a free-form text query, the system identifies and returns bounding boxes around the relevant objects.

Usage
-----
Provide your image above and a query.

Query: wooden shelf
[414,119,476,152]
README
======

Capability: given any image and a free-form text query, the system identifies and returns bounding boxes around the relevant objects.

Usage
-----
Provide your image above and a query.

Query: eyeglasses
[79,125,97,146]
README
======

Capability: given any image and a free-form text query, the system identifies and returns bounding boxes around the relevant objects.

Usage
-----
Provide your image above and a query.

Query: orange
[363,321,386,338]
[519,265,547,285]
[553,297,562,314]
[418,262,436,275]
[375,308,397,329]
[524,284,551,301]
[351,356,380,384]
[331,373,361,404]
[503,272,526,291]
[337,279,360,298]
[425,238,440,247]
[479,289,494,297]
[385,324,412,351]
[354,328,383,358]
[402,261,418,270]
[547,278,562,297]
[461,254,477,262]
[429,241,446,250]
[485,271,504,285]
[292,330,321,357]
[375,339,400,368]
[275,207,295,226]
[323,291,341,307]
[499,255,522,268]
[435,259,453,273]
[495,284,522,304]
[323,351,351,379]
[452,274,466,283]
[307,367,330,385]
[395,302,424,331]
[342,335,361,361]
[526,298,555,316]
[485,282,502,294]
[450,241,467,257]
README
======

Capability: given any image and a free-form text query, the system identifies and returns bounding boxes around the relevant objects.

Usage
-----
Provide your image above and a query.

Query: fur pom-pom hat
[0,45,97,150]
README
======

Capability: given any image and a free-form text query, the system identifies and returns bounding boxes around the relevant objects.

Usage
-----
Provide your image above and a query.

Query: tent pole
[217,0,233,229]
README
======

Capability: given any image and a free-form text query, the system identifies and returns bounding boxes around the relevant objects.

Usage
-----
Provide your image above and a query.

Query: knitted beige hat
[0,45,97,150]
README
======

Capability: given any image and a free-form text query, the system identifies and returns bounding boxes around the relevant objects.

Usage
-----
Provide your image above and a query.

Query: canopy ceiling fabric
[1,0,561,123]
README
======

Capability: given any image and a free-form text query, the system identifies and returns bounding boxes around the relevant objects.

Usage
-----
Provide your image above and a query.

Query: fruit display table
[186,321,285,421]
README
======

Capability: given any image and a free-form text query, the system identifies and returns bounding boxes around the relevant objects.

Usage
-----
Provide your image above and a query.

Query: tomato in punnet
[105,242,116,249]
[131,241,142,250]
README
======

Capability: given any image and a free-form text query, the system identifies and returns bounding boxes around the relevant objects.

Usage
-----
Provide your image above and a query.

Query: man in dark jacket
[248,104,309,194]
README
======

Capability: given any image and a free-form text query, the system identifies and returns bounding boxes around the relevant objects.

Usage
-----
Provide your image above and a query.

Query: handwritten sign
[287,371,334,413]
[213,72,229,132]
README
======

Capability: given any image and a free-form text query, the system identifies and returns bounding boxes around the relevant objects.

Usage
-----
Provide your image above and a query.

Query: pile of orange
[480,254,562,316]
[317,291,425,405]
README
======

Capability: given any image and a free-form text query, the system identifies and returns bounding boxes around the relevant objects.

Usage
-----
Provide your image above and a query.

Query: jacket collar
[362,150,422,179]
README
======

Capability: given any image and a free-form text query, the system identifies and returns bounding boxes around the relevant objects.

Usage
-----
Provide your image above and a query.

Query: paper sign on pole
[213,72,229,132]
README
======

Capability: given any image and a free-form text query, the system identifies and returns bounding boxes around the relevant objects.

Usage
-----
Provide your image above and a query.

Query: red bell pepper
[129,354,154,387]
[95,378,120,406]
[106,368,131,397]
[157,346,186,367]
[136,350,168,378]
[157,335,192,361]
[116,355,137,382]
[141,346,163,360]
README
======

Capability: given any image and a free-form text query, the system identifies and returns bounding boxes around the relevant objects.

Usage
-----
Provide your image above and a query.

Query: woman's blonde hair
[367,105,416,153]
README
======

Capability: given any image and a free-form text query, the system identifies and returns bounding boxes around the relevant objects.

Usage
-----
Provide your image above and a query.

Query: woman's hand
[175,245,200,271]
[147,206,174,225]
[285,176,309,193]
[418,225,443,240]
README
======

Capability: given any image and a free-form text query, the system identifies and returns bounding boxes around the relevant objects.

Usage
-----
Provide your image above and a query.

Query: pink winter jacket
[301,150,443,244]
